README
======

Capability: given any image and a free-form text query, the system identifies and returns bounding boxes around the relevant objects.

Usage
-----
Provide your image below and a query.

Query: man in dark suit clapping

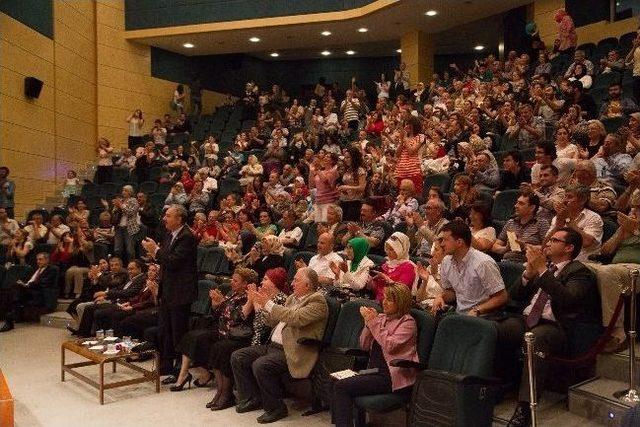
[0,252,59,332]
[499,227,602,427]
[142,204,197,380]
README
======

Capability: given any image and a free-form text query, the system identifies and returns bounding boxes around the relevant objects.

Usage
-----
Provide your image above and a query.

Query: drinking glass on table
[96,329,105,340]
[106,329,114,338]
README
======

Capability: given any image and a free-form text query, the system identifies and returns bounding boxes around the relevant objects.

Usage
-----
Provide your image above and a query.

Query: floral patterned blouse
[215,292,251,338]
[251,292,287,346]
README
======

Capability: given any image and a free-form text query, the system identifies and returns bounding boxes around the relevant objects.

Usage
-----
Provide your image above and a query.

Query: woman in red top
[365,111,385,135]
[394,116,425,196]
[180,168,195,194]
[370,232,417,302]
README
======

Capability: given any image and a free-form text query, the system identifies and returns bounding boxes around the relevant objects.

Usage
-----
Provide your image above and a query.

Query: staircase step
[40,311,74,329]
[597,345,640,383]
[568,377,634,425]
[56,298,72,313]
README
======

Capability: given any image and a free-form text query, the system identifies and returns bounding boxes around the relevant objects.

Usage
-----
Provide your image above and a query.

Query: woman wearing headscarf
[206,267,290,411]
[330,237,374,299]
[170,268,257,393]
[370,232,417,302]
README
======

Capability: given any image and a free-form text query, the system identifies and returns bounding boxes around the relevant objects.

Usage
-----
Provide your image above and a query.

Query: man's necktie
[525,265,558,328]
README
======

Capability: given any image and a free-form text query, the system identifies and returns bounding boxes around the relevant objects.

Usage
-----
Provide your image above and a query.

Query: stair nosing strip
[569,376,634,409]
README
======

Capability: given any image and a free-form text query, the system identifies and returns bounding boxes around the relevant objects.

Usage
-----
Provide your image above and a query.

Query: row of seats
[190,281,500,426]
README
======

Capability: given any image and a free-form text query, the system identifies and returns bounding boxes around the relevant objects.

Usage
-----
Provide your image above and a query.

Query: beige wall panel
[535,0,563,14]
[98,105,132,130]
[55,2,96,42]
[56,136,95,163]
[96,3,125,30]
[55,90,97,124]
[97,44,150,74]
[2,150,57,181]
[0,40,54,83]
[97,64,152,94]
[97,0,124,11]
[0,15,54,62]
[54,22,96,64]
[0,67,55,109]
[1,95,54,135]
[98,25,149,56]
[55,67,96,104]
[98,85,152,110]
[55,113,96,143]
[61,0,96,19]
[1,124,55,158]
[98,126,128,149]
[54,44,97,84]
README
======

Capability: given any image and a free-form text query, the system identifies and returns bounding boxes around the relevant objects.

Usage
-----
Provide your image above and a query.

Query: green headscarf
[348,237,370,272]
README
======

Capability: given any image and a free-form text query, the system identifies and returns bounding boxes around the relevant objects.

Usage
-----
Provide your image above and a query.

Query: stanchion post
[525,331,538,427]
[614,269,640,404]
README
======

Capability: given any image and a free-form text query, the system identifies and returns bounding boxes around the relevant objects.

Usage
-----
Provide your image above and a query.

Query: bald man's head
[317,232,334,256]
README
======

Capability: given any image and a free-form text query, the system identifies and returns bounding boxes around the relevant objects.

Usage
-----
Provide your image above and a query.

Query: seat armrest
[389,359,427,370]
[424,369,504,386]
[297,337,324,347]
[334,347,369,357]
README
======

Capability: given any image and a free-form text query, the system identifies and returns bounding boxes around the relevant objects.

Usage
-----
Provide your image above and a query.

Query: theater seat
[352,309,437,425]
[406,315,499,427]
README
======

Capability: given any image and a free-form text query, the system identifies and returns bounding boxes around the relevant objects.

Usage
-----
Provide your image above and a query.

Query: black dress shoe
[161,375,177,385]
[301,405,329,416]
[256,405,288,424]
[0,320,14,333]
[236,398,262,413]
[211,394,235,411]
[507,402,531,427]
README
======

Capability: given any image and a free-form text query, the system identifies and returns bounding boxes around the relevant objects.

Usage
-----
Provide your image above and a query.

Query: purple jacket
[359,313,419,391]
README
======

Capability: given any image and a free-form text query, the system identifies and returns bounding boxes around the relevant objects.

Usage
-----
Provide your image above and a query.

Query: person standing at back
[142,204,197,379]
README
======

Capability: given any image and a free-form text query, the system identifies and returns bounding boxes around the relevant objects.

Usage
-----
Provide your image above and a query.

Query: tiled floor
[0,324,604,427]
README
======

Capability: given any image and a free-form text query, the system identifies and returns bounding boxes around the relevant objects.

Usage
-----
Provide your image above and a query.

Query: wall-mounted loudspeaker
[24,77,44,99]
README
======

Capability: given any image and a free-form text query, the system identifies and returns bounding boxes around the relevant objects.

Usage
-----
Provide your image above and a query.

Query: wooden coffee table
[61,340,160,404]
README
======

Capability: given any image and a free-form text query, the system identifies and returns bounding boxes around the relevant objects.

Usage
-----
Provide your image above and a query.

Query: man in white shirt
[277,210,303,249]
[497,227,600,427]
[45,215,70,245]
[231,268,328,423]
[545,185,603,262]
[296,232,342,286]
[433,221,507,316]
[0,207,19,246]
[23,213,47,245]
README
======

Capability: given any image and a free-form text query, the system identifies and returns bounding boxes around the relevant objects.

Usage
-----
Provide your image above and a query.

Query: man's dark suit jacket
[156,225,197,307]
[28,265,58,289]
[510,260,602,328]
[106,273,147,302]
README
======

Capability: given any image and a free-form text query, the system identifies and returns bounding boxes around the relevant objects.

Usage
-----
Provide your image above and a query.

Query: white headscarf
[385,232,411,267]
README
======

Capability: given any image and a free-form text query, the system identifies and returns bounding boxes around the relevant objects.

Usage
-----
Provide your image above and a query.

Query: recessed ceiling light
[321,30,332,36]
[249,37,261,42]
[182,43,194,48]
[346,50,355,55]
[474,45,485,50]
[270,52,279,57]
[357,27,368,33]
[321,50,331,56]
[425,10,438,16]
[396,49,402,53]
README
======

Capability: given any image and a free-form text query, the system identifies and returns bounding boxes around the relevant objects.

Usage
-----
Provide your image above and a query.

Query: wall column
[400,30,434,87]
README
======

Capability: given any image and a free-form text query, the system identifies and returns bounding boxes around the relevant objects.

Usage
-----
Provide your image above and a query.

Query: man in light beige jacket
[231,267,328,424]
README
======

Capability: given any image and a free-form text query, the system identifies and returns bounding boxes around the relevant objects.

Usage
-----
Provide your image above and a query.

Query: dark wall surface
[0,0,53,38]
[125,0,375,30]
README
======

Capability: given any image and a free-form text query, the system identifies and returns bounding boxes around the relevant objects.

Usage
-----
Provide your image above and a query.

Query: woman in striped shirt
[310,153,340,222]
[395,116,426,196]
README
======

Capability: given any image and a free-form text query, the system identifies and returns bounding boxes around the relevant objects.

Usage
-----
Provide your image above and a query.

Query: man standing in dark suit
[0,252,59,332]
[500,227,602,427]
[142,204,197,379]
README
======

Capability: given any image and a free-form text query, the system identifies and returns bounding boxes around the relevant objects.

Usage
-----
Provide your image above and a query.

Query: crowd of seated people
[3,14,640,427]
